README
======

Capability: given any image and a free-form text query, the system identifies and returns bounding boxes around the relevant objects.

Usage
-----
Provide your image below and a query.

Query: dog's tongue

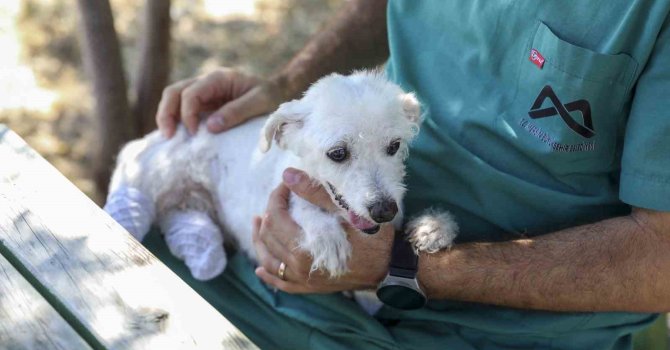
[348,211,377,230]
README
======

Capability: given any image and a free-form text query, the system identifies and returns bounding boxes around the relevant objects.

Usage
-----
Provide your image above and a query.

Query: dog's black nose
[368,200,398,223]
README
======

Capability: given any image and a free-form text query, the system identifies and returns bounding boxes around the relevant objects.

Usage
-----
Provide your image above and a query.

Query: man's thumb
[282,168,339,213]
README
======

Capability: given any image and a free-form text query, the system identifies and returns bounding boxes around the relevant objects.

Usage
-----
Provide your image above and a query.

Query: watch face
[376,284,427,310]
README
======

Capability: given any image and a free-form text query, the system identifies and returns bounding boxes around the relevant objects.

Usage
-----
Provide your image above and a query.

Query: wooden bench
[0,125,256,349]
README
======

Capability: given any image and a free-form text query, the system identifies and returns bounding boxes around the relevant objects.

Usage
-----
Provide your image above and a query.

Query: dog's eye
[387,139,401,156]
[327,147,349,163]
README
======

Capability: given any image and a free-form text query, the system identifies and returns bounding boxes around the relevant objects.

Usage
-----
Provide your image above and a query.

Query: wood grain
[0,126,256,349]
[0,252,91,350]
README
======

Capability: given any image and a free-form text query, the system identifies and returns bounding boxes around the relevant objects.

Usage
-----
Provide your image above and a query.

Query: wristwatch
[376,231,427,310]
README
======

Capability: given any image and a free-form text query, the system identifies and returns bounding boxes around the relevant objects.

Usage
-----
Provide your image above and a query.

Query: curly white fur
[104,71,457,284]
[406,210,459,253]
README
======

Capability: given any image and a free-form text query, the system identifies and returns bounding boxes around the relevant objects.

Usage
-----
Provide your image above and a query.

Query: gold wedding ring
[277,261,287,280]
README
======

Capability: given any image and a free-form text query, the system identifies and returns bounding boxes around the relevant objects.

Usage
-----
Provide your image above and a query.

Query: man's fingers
[282,168,338,212]
[253,214,304,282]
[261,190,305,258]
[251,215,263,241]
[156,79,195,138]
[252,216,284,278]
[261,229,296,265]
[179,75,222,135]
[157,69,271,137]
[266,183,292,213]
[255,267,305,294]
[253,216,302,287]
[206,85,273,133]
[265,231,313,278]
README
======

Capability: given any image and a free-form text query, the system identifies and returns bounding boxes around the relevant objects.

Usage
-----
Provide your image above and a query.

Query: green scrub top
[385,0,670,348]
[142,2,670,350]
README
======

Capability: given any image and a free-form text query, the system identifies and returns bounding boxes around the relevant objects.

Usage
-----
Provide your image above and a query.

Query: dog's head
[259,71,421,234]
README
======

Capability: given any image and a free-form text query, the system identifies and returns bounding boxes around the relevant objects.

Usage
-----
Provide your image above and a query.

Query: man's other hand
[156,68,284,137]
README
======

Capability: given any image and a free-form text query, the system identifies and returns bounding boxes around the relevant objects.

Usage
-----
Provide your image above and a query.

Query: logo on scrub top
[529,49,545,69]
[528,85,594,138]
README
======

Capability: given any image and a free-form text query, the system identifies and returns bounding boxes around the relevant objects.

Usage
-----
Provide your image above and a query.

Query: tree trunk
[76,0,133,199]
[132,0,172,136]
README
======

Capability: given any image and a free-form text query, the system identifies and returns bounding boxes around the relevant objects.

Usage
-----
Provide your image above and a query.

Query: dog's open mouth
[327,182,380,234]
[348,211,380,234]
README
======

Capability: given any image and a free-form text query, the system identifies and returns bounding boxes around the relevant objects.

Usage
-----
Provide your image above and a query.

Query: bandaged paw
[104,186,155,241]
[160,210,226,281]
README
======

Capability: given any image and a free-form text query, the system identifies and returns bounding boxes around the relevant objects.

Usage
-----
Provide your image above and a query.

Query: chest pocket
[498,21,638,176]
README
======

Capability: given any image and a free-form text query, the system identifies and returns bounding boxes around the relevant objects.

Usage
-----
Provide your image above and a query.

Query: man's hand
[155,0,389,138]
[155,69,284,137]
[253,168,392,294]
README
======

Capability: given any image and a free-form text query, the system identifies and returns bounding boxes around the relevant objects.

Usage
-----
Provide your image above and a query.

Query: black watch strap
[388,231,418,278]
[376,231,427,310]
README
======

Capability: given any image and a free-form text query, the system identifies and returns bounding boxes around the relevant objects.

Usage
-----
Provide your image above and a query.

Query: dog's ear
[401,93,421,123]
[259,100,307,152]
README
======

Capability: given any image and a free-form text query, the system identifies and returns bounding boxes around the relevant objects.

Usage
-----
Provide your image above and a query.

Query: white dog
[104,71,458,282]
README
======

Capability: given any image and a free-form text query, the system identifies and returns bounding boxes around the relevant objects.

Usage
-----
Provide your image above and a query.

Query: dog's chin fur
[108,70,457,291]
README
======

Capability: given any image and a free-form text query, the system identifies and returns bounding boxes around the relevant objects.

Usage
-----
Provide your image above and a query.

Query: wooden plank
[0,252,91,350]
[0,125,257,349]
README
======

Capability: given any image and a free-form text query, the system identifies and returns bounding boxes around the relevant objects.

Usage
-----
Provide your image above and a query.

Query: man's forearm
[270,0,389,100]
[418,208,670,312]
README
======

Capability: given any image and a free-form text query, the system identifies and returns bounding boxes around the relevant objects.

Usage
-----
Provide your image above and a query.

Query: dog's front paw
[299,221,352,278]
[406,210,458,253]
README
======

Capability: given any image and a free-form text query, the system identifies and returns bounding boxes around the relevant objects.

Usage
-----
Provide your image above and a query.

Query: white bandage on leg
[104,186,155,241]
[160,210,227,281]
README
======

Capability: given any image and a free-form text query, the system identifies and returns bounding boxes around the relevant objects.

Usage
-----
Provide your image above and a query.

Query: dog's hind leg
[104,186,155,241]
[160,210,227,281]
[104,136,160,241]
